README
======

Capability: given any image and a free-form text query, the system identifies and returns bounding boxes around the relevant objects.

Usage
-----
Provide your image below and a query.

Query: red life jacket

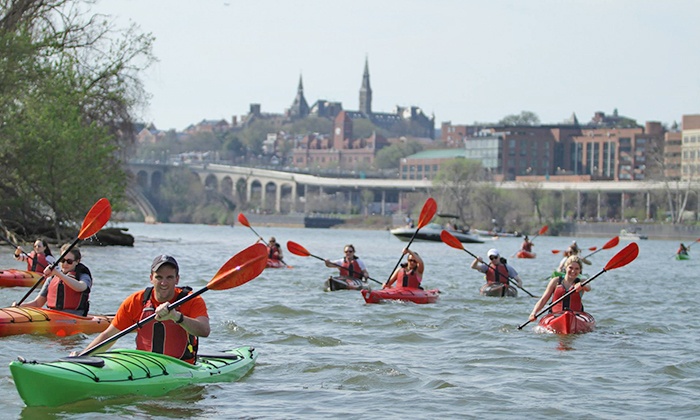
[485,263,510,285]
[395,268,421,288]
[136,286,198,364]
[340,257,363,279]
[522,241,533,252]
[27,251,49,273]
[268,244,281,261]
[551,277,584,312]
[46,263,91,316]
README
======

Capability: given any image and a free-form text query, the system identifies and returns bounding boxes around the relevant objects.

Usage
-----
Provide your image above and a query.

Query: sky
[92,0,699,132]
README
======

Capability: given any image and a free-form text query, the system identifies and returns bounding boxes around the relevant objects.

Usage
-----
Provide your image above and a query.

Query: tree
[432,158,483,223]
[0,0,154,239]
[374,139,424,169]
[498,111,540,126]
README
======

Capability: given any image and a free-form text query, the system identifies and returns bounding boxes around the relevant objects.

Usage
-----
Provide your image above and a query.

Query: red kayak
[516,250,536,259]
[361,287,439,304]
[537,310,595,334]
[265,259,286,269]
[0,269,43,288]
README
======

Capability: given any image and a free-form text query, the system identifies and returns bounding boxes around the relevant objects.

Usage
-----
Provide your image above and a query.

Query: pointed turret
[359,57,372,115]
[289,74,309,119]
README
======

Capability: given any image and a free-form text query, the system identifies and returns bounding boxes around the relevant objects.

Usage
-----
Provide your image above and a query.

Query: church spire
[289,74,309,119]
[359,57,372,115]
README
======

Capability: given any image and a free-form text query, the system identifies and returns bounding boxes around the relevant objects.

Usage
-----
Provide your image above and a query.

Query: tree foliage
[498,111,540,126]
[432,158,483,223]
[374,139,424,169]
[0,0,154,239]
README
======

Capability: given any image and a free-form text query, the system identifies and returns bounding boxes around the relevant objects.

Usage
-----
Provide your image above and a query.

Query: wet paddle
[552,246,597,255]
[517,242,639,330]
[581,236,620,260]
[286,241,382,285]
[79,243,268,356]
[441,230,536,298]
[16,198,112,306]
[386,197,437,283]
[237,213,292,268]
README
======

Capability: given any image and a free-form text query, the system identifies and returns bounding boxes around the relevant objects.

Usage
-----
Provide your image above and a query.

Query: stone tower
[359,57,372,116]
[289,75,309,119]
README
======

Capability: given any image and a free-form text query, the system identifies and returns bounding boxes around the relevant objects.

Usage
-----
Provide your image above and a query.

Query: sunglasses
[62,259,75,264]
[345,250,354,253]
[408,259,416,263]
[489,255,499,260]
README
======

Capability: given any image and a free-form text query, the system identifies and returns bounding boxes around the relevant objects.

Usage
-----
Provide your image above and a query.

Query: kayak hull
[0,307,113,337]
[0,269,43,288]
[9,346,257,407]
[676,253,690,260]
[265,259,286,269]
[515,250,536,259]
[361,287,439,304]
[479,283,517,297]
[325,276,370,292]
[537,310,595,334]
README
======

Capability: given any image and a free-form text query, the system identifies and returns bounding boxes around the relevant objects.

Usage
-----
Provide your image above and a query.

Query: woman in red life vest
[266,237,283,262]
[324,244,370,280]
[13,238,55,273]
[520,235,533,253]
[79,255,209,364]
[528,255,590,321]
[384,248,424,289]
[14,244,91,316]
[470,248,523,287]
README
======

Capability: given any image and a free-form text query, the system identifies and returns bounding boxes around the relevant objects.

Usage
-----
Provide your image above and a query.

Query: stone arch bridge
[126,161,694,223]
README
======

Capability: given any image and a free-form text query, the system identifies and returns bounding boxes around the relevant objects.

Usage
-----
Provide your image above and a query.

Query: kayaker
[13,238,55,273]
[529,255,590,322]
[266,237,283,262]
[78,255,209,364]
[324,244,370,280]
[471,248,523,287]
[384,248,423,289]
[520,235,533,253]
[13,244,91,316]
[678,243,689,256]
[556,249,572,273]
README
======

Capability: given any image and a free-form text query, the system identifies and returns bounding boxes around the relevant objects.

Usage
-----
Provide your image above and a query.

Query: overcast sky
[93,0,699,131]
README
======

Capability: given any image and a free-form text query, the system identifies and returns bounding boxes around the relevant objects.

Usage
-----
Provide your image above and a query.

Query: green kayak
[9,346,257,407]
[676,253,690,260]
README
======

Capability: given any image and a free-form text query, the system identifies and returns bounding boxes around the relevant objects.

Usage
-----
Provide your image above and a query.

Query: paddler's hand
[154,302,179,322]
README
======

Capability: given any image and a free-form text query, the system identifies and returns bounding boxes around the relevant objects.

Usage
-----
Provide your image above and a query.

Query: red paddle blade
[208,243,268,290]
[551,249,561,254]
[78,198,111,239]
[588,246,597,251]
[287,241,311,257]
[417,198,438,229]
[440,230,464,250]
[538,225,548,235]
[237,213,251,227]
[602,236,620,250]
[604,242,639,271]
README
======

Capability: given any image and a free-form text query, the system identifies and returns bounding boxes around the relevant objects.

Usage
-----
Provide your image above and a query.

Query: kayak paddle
[517,242,639,330]
[441,230,536,298]
[16,198,112,306]
[552,246,597,255]
[581,236,620,259]
[385,197,437,283]
[237,212,292,268]
[80,243,268,356]
[286,241,382,285]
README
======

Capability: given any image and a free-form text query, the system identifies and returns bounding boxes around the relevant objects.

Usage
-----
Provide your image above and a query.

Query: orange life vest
[485,263,510,285]
[395,268,421,288]
[136,286,198,364]
[27,251,49,273]
[46,263,91,316]
[340,258,364,279]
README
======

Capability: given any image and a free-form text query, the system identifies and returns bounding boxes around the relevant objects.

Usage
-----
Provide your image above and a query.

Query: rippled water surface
[0,223,698,419]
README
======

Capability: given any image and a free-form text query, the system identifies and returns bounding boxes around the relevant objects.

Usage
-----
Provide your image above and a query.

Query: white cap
[487,248,500,258]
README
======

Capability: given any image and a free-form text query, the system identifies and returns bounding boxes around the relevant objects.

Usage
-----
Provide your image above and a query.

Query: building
[681,114,700,180]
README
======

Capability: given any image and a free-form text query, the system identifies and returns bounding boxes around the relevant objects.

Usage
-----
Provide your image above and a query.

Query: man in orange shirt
[80,255,210,364]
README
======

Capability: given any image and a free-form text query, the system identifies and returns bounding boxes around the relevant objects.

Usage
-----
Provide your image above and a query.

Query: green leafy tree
[498,111,540,126]
[433,158,483,223]
[374,139,424,169]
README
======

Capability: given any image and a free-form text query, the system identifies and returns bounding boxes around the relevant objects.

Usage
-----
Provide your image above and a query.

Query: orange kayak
[265,259,286,269]
[361,287,439,304]
[516,250,536,259]
[537,310,595,334]
[0,307,113,337]
[0,269,43,287]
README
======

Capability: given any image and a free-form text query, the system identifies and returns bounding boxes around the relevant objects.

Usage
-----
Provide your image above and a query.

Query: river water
[0,223,698,419]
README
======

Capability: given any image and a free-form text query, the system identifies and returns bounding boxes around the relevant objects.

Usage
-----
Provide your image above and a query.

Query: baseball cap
[487,248,500,258]
[151,255,179,273]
